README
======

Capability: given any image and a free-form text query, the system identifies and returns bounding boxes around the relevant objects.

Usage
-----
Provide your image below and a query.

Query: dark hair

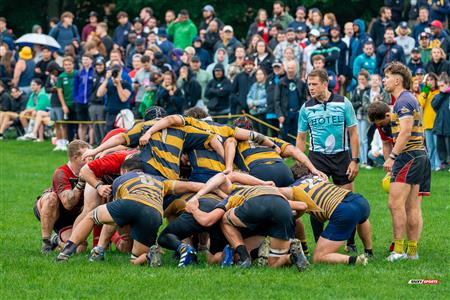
[426,72,439,89]
[179,9,189,16]
[308,68,329,83]
[358,69,370,80]
[31,78,43,86]
[380,6,391,15]
[291,162,310,180]
[121,157,144,172]
[184,107,209,119]
[274,0,285,8]
[368,101,390,122]
[144,106,167,121]
[384,61,412,90]
[312,54,325,64]
[438,73,450,85]
[363,41,374,47]
[141,7,153,16]
[141,55,151,63]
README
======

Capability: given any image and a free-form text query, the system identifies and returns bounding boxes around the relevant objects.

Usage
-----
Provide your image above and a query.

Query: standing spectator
[155,71,184,114]
[140,7,153,33]
[407,47,424,75]
[432,74,450,169]
[34,47,53,83]
[0,86,27,139]
[275,60,306,143]
[199,5,223,31]
[81,11,98,42]
[272,1,294,29]
[351,70,370,160]
[89,57,106,145]
[0,49,14,86]
[205,63,232,123]
[252,40,274,75]
[311,32,340,75]
[418,32,432,64]
[113,12,132,50]
[128,54,142,80]
[164,10,176,29]
[125,38,146,70]
[375,27,406,74]
[96,22,113,58]
[267,24,283,50]
[384,0,405,25]
[56,56,77,141]
[206,48,229,80]
[312,55,337,92]
[322,13,338,33]
[412,6,430,41]
[12,46,36,96]
[49,12,80,50]
[426,0,450,23]
[353,41,377,78]
[368,129,385,166]
[329,26,351,89]
[266,60,285,132]
[214,25,242,63]
[192,37,210,69]
[418,72,441,170]
[133,55,152,111]
[203,20,221,56]
[307,8,323,30]
[288,6,307,30]
[247,9,271,44]
[45,62,66,151]
[73,53,94,144]
[429,20,450,55]
[167,10,198,50]
[189,56,209,107]
[227,46,245,82]
[230,58,255,114]
[351,19,371,65]
[177,65,202,109]
[370,6,395,47]
[157,28,174,56]
[247,68,269,135]
[96,61,132,132]
[395,21,416,61]
[273,28,302,63]
[302,29,320,78]
[0,17,14,51]
[425,47,450,76]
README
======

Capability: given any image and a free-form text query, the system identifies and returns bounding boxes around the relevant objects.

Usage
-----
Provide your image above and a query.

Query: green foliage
[0,140,449,298]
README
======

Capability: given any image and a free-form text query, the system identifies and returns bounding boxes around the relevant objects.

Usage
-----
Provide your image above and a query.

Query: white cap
[310,29,320,37]
[223,25,233,32]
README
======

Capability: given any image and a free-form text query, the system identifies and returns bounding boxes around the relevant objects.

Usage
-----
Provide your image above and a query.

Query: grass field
[0,141,449,299]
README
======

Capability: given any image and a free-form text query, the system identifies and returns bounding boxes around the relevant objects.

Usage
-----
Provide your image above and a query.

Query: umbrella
[15,33,61,49]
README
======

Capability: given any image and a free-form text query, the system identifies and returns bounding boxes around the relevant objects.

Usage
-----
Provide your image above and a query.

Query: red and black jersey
[87,150,138,184]
[376,124,394,145]
[52,164,84,211]
[101,128,127,144]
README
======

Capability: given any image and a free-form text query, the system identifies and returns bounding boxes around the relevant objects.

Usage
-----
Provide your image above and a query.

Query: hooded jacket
[274,76,307,118]
[206,48,229,81]
[73,67,94,104]
[205,63,232,112]
[431,87,450,136]
[351,19,371,65]
[214,37,243,63]
[230,70,255,114]
[369,17,395,47]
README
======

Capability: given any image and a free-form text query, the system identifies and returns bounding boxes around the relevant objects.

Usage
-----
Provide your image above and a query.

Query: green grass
[0,141,449,299]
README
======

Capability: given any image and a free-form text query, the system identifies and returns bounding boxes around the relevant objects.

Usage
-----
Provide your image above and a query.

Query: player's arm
[79,165,112,198]
[224,137,237,173]
[296,132,307,153]
[97,145,129,158]
[82,134,126,160]
[281,144,328,181]
[382,140,393,161]
[209,135,225,159]
[59,187,83,210]
[391,117,413,155]
[227,171,275,186]
[188,204,226,227]
[347,125,359,181]
[139,115,184,146]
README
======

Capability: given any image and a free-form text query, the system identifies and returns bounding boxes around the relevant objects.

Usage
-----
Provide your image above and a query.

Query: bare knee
[44,193,59,210]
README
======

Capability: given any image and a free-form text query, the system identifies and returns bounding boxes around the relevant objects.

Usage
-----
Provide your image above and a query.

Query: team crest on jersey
[289,82,297,91]
[400,106,411,114]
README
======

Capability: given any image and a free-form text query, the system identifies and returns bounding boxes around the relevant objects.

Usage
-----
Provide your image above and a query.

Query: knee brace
[269,248,289,258]
[92,208,103,225]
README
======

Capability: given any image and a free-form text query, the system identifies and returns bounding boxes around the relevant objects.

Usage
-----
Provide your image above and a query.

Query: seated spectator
[368,125,385,166]
[155,71,184,114]
[247,68,268,135]
[425,47,450,76]
[0,86,27,139]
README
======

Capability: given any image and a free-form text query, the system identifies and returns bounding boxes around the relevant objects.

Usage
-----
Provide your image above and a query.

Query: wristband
[75,180,86,190]
[271,144,277,149]
[389,152,398,160]
[95,182,103,190]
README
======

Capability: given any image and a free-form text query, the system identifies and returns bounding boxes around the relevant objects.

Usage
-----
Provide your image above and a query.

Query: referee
[296,68,360,252]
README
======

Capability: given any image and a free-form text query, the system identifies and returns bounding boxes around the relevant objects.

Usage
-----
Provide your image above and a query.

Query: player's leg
[388,182,411,258]
[88,224,117,262]
[357,219,373,256]
[405,184,421,259]
[313,237,349,263]
[220,209,251,267]
[72,184,103,231]
[227,170,276,186]
[37,192,60,254]
[129,240,151,265]
[267,238,291,268]
[295,218,310,256]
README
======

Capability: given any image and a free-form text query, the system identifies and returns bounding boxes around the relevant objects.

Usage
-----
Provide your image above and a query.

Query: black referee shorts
[309,151,352,185]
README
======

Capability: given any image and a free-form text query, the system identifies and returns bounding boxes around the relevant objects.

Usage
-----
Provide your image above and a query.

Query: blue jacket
[351,19,372,66]
[431,88,450,136]
[353,53,376,78]
[49,22,80,49]
[73,67,94,105]
[113,23,132,48]
[376,42,406,74]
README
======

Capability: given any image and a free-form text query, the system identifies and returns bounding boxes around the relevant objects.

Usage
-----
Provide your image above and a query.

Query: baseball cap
[399,21,408,29]
[203,5,215,13]
[135,37,145,46]
[89,11,98,17]
[191,55,200,62]
[158,28,167,37]
[415,68,424,75]
[296,24,307,32]
[243,57,255,65]
[223,25,233,32]
[309,29,320,37]
[430,20,443,29]
[272,59,283,67]
[95,57,106,65]
[411,47,420,53]
[419,32,429,39]
[133,17,141,24]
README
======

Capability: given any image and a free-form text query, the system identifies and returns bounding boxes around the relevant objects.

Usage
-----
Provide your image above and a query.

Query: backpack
[114,109,135,129]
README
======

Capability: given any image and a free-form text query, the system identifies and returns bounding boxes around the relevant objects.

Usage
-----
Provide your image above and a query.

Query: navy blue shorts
[321,193,370,242]
[106,200,162,247]
[189,171,220,183]
[249,162,294,187]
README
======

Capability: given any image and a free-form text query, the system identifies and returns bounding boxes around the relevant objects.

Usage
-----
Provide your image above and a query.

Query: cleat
[147,245,162,267]
[345,244,358,253]
[386,252,407,262]
[177,243,197,268]
[89,246,105,262]
[55,241,77,262]
[364,251,374,259]
[41,242,54,255]
[407,254,419,260]
[55,252,70,262]
[236,257,252,268]
[356,254,368,266]
[257,238,270,267]
[221,245,235,268]
[290,239,309,272]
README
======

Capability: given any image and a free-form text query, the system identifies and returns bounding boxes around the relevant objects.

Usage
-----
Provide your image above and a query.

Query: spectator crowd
[0,1,449,170]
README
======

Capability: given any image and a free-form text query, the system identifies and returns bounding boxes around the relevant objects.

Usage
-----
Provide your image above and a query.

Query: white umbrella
[15,33,61,49]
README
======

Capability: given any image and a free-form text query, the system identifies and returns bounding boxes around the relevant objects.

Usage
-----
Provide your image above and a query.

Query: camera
[110,64,121,78]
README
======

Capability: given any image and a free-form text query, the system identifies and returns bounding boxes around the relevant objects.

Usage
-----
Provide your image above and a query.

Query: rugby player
[33,140,91,254]
[279,163,373,265]
[367,61,431,261]
[56,157,209,265]
[185,173,310,271]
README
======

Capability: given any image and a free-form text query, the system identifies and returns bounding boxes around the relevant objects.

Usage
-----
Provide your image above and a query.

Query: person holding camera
[96,61,132,132]
[155,71,184,115]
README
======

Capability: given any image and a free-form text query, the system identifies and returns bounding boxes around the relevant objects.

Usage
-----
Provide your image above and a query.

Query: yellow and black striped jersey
[163,192,222,218]
[290,176,350,222]
[180,116,237,141]
[235,137,291,171]
[122,120,214,179]
[390,91,426,152]
[112,171,177,216]
[216,185,285,211]
[188,149,225,175]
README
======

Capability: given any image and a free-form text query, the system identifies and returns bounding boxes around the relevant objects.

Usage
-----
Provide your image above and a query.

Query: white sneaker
[386,252,407,262]
[59,144,68,151]
[53,145,62,151]
[407,254,419,260]
[34,138,44,143]
[23,132,37,140]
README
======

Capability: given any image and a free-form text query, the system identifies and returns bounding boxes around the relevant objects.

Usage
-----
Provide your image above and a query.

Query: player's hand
[223,167,232,175]
[274,145,281,154]
[185,196,199,213]
[263,181,275,187]
[82,148,98,160]
[97,184,112,198]
[139,132,151,146]
[312,169,328,182]
[383,158,394,173]
[278,116,285,124]
[346,161,359,181]
[62,105,69,114]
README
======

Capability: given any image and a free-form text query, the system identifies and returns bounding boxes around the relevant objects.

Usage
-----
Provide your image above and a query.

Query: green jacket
[26,89,50,111]
[167,19,198,49]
